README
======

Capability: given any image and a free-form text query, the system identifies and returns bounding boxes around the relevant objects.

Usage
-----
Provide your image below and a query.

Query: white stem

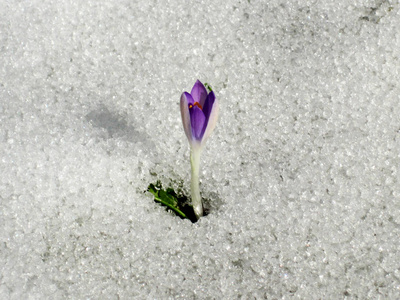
[190,147,203,219]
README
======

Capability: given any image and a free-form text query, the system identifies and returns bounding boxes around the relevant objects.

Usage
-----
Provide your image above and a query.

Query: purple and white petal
[180,92,193,142]
[183,91,194,105]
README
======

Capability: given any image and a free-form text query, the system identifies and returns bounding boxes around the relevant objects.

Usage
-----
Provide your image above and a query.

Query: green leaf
[147,183,187,219]
[148,183,158,197]
[204,82,213,92]
[159,189,177,206]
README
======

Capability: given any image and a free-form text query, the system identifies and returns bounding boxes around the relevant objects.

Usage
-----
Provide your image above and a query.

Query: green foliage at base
[147,181,197,222]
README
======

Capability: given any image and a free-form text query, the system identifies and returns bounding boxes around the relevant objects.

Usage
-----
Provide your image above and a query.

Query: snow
[1,0,399,298]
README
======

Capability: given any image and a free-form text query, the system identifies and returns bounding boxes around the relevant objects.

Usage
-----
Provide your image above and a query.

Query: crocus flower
[180,80,219,220]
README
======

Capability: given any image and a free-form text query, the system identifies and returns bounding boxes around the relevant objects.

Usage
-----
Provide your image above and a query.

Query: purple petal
[199,91,215,138]
[189,106,206,141]
[190,80,207,107]
[202,91,215,121]
[180,92,193,142]
[201,97,219,144]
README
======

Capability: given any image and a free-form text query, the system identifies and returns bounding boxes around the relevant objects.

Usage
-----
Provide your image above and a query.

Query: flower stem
[190,147,203,219]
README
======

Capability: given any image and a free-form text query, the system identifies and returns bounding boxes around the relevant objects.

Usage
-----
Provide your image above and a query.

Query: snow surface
[1,0,400,298]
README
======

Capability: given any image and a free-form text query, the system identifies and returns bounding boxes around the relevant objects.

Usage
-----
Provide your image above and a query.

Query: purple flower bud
[180,80,219,148]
